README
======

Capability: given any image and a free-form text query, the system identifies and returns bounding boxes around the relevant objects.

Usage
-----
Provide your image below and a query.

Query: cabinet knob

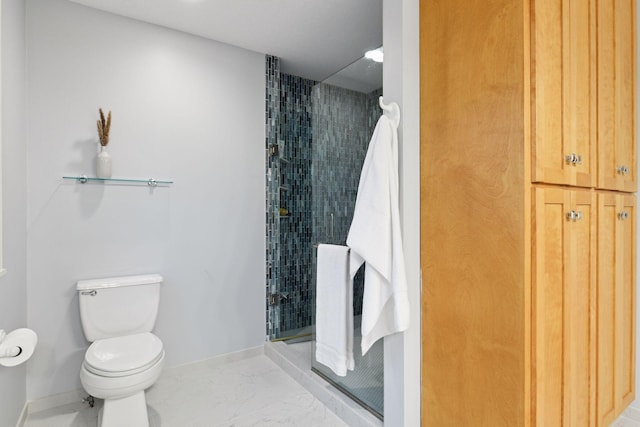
[565,153,582,166]
[618,211,630,220]
[566,210,583,222]
[617,165,630,175]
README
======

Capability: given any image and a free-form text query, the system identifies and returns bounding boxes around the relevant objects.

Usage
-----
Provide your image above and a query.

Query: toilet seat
[84,332,163,378]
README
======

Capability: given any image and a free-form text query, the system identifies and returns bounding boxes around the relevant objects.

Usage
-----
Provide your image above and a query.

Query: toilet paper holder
[0,330,22,357]
[0,328,38,367]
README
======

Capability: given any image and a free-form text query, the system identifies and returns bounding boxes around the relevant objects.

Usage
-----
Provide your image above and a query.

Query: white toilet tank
[77,274,163,342]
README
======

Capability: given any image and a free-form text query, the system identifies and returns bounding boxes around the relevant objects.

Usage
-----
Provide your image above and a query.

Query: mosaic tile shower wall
[265,55,281,337]
[276,73,316,334]
[266,55,316,337]
[266,54,382,338]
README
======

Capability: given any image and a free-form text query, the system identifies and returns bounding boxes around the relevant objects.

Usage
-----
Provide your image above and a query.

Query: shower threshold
[270,325,313,344]
[312,366,383,421]
[271,332,312,344]
[265,340,383,427]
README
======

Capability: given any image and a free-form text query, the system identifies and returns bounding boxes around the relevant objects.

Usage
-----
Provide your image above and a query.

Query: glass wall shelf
[63,175,173,187]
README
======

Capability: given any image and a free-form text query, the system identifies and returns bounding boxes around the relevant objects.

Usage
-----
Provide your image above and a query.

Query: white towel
[315,244,354,376]
[347,114,410,355]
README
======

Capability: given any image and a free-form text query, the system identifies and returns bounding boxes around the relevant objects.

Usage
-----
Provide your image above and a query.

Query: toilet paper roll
[0,328,38,367]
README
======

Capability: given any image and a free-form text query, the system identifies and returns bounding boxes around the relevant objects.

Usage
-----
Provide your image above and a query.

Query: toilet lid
[84,332,163,377]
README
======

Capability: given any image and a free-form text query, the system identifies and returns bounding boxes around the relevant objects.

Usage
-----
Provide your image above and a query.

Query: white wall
[25,0,265,400]
[0,0,27,424]
[382,0,420,425]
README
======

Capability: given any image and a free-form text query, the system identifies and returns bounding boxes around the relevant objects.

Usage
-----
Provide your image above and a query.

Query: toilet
[77,274,165,427]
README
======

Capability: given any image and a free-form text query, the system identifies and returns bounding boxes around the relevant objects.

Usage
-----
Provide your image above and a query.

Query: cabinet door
[532,0,596,188]
[597,0,637,192]
[597,193,636,426]
[533,187,596,426]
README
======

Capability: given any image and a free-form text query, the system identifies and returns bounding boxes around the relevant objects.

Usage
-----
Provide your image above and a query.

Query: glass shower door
[310,52,384,418]
[264,50,386,418]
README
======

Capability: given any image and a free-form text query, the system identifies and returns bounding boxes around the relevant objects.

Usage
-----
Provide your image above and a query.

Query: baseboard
[14,401,28,427]
[166,345,264,372]
[26,388,88,414]
[22,345,265,418]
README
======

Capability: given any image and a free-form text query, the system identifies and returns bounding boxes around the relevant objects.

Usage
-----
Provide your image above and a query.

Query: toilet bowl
[77,274,164,427]
[80,332,164,396]
[80,333,165,427]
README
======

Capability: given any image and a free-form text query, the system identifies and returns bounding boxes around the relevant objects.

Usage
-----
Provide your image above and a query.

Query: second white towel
[315,244,354,377]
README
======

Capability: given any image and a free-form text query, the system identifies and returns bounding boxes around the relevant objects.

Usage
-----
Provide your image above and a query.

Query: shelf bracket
[63,175,173,186]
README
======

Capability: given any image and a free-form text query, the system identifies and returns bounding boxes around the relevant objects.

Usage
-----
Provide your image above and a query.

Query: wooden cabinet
[531,189,636,427]
[420,0,636,425]
[533,187,596,426]
[532,0,596,188]
[597,0,637,192]
[532,0,638,192]
[597,193,636,426]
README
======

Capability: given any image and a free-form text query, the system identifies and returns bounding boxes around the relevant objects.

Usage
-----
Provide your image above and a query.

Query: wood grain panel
[598,1,617,190]
[565,190,595,426]
[615,0,637,192]
[532,0,565,184]
[597,193,636,425]
[565,0,595,188]
[597,192,617,426]
[619,194,636,408]
[598,0,638,191]
[533,187,595,426]
[533,187,566,426]
[532,0,595,187]
[420,0,525,425]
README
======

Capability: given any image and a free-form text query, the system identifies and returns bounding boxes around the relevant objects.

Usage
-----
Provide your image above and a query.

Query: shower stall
[265,51,384,418]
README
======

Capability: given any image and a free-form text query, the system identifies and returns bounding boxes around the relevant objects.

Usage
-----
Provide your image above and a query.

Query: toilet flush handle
[80,290,97,296]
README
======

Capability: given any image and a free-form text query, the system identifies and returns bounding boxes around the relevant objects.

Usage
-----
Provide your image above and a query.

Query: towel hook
[379,96,401,128]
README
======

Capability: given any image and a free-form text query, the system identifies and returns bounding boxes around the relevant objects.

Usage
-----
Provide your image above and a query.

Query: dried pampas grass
[97,108,112,146]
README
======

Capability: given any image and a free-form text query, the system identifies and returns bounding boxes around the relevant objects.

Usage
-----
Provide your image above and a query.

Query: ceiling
[68,0,383,82]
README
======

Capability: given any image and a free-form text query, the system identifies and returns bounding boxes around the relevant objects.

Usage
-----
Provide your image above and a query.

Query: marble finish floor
[23,354,348,427]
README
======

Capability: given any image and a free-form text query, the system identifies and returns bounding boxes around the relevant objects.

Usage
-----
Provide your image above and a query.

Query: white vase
[96,146,112,178]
